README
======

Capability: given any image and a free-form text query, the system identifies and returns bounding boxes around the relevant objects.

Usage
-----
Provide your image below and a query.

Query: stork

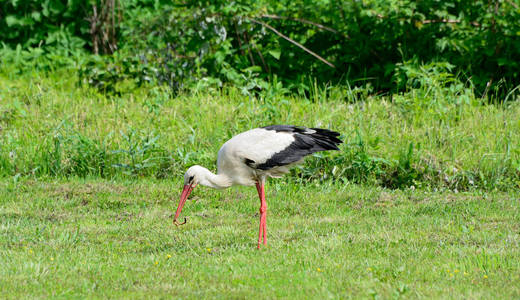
[173,125,343,248]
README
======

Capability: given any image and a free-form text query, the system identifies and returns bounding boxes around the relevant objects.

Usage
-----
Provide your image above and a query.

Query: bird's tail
[309,128,343,151]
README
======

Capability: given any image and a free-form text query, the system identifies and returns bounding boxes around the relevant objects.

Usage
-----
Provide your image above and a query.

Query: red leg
[255,182,267,249]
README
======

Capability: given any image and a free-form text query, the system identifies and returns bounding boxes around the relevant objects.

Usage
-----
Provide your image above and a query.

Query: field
[1,178,519,298]
[1,70,520,298]
[2,1,520,298]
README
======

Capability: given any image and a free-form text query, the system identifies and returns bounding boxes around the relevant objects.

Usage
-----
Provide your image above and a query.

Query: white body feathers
[217,128,298,186]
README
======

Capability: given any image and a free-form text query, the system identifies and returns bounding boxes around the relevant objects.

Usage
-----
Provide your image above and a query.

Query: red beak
[173,184,195,225]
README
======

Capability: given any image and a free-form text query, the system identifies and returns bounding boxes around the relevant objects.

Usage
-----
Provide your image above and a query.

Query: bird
[173,125,343,249]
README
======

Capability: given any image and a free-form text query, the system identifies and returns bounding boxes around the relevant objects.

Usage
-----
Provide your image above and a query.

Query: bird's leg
[256,181,267,248]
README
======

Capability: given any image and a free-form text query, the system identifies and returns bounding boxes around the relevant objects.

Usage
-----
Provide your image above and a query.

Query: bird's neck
[198,167,232,189]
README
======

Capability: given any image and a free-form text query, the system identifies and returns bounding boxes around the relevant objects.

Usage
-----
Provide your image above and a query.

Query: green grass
[1,177,519,298]
[1,69,519,190]
[1,67,520,298]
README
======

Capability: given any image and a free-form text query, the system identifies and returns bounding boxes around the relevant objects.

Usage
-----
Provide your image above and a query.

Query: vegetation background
[1,0,520,298]
[2,0,520,96]
[1,0,520,189]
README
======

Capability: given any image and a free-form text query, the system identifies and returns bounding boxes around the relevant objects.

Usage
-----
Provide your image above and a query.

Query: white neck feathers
[196,166,232,189]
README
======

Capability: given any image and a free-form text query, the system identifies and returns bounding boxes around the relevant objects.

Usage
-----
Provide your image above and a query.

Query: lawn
[1,69,520,298]
[1,178,519,298]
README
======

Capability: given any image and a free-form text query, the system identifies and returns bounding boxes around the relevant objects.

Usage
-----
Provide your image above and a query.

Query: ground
[1,177,519,298]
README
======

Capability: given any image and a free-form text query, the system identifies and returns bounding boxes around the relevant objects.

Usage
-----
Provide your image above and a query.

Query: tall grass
[0,67,519,190]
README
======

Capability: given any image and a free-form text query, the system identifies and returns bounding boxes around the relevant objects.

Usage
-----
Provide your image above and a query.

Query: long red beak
[173,184,195,226]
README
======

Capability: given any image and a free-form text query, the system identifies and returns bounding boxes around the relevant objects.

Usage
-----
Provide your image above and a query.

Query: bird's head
[183,165,207,186]
[173,165,203,226]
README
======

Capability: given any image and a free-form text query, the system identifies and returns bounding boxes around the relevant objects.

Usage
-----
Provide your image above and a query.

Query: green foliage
[1,69,519,191]
[78,51,157,94]
[0,0,89,52]
[110,0,520,95]
[0,43,85,73]
[111,128,169,176]
[4,0,518,96]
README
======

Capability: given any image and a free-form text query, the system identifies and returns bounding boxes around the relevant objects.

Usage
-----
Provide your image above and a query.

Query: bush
[3,0,519,97]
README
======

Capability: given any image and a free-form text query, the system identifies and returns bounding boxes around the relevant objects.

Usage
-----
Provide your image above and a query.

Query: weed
[0,69,519,191]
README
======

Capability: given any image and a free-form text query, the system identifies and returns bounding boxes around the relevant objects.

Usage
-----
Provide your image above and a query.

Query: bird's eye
[188,175,194,182]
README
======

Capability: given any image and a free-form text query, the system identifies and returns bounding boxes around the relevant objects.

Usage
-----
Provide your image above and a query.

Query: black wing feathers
[254,125,343,170]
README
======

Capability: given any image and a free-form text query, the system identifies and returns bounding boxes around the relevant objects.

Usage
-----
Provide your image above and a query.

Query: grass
[1,67,520,298]
[1,177,519,298]
[0,69,519,190]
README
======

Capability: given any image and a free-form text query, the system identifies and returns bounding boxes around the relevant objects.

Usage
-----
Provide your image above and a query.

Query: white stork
[173,125,343,249]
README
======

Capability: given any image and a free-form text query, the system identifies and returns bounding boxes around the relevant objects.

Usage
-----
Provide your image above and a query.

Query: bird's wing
[220,128,295,167]
[221,126,342,171]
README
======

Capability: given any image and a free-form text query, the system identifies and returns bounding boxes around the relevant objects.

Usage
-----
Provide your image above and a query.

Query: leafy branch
[248,18,336,68]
